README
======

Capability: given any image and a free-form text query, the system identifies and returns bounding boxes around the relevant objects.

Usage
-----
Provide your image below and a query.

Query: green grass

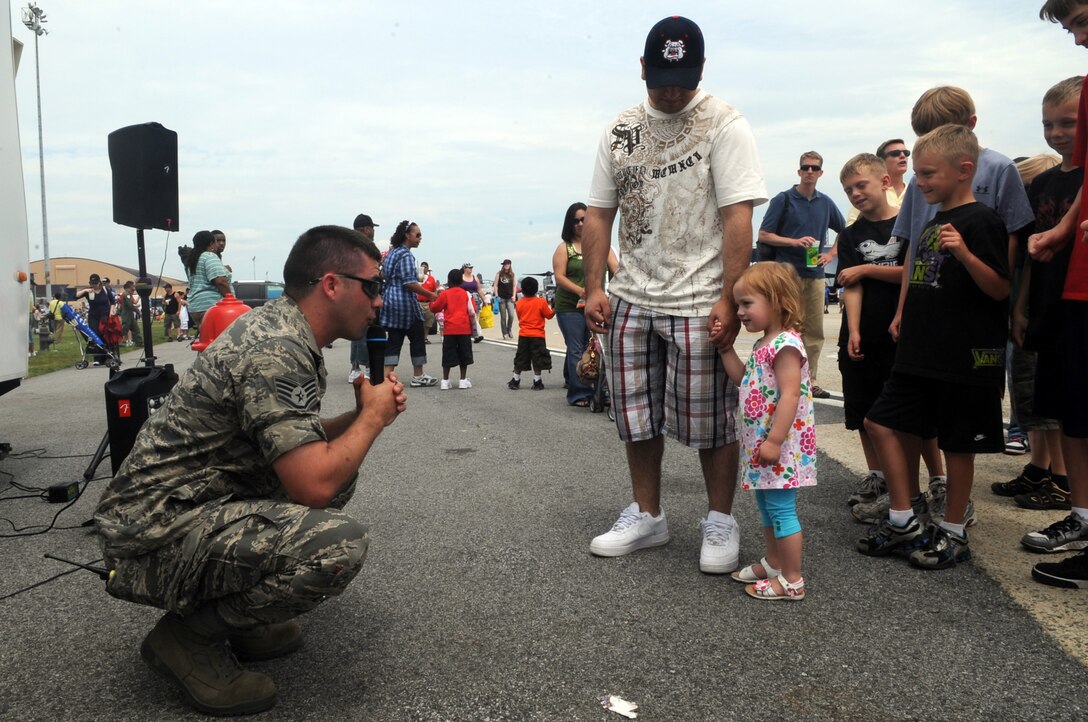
[25,329,145,379]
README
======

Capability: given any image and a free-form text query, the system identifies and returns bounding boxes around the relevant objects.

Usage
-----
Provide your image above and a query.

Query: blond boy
[858,125,1010,569]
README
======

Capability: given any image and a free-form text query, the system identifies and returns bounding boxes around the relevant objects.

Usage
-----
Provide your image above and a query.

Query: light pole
[252,256,256,279]
[22,3,50,301]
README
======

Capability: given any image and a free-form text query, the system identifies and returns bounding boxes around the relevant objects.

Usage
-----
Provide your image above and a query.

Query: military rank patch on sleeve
[274,376,319,411]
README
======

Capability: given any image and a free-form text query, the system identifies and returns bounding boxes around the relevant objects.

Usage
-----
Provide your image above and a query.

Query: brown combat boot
[229,620,303,662]
[141,612,277,716]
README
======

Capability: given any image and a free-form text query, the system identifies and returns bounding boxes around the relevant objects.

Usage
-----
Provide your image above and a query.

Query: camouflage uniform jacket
[95,296,329,558]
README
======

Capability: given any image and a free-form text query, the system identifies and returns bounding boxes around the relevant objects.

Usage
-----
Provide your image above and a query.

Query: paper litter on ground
[598,694,638,719]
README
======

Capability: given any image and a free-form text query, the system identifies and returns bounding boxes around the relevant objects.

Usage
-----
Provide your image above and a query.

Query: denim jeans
[497,298,516,337]
[556,311,592,404]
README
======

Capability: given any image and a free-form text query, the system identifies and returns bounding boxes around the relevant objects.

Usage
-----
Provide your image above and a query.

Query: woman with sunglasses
[380,221,440,387]
[553,202,619,407]
[492,259,517,339]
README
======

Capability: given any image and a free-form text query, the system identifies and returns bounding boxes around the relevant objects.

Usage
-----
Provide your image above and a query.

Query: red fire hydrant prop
[191,294,252,351]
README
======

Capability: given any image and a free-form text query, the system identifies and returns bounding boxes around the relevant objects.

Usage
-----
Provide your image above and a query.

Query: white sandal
[730,557,781,583]
[745,575,805,601]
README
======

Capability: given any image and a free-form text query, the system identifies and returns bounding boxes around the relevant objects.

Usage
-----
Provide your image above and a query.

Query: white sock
[870,470,885,478]
[889,508,913,527]
[706,509,735,525]
[512,374,521,381]
[930,475,947,484]
[1072,507,1088,525]
[940,520,966,538]
[534,374,542,382]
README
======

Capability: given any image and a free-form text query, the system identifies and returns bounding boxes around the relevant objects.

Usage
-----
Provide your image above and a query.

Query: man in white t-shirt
[582,15,767,573]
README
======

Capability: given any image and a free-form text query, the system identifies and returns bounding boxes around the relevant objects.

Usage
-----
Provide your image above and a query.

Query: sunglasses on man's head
[800,164,822,172]
[885,149,911,158]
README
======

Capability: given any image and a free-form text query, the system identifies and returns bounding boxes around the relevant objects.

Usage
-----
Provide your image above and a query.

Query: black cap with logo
[643,16,705,90]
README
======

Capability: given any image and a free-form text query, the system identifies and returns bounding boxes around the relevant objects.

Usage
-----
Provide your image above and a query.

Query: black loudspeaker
[108,122,179,232]
[104,365,178,474]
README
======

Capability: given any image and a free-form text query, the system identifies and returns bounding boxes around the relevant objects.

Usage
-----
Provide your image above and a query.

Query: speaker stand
[131,228,160,367]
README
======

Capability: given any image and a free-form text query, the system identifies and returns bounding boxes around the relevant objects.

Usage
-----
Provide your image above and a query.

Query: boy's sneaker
[928,478,977,527]
[847,472,886,507]
[589,502,669,557]
[851,493,889,524]
[440,380,451,390]
[507,378,520,390]
[410,374,438,387]
[347,368,361,384]
[991,464,1049,497]
[908,524,971,570]
[458,378,472,389]
[852,493,929,526]
[698,511,740,574]
[1021,514,1088,553]
[1004,436,1029,456]
[1031,550,1088,589]
[532,379,544,390]
[1015,480,1072,511]
[856,516,927,557]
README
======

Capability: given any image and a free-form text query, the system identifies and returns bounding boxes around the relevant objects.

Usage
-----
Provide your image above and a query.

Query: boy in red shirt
[508,276,554,390]
[430,269,475,390]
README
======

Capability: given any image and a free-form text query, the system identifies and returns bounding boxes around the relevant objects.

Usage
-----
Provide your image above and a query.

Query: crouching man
[95,225,405,716]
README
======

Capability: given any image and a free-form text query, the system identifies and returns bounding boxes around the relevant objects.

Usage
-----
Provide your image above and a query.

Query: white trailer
[1,0,32,397]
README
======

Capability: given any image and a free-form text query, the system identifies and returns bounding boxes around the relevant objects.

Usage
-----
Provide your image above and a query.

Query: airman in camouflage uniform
[95,225,406,716]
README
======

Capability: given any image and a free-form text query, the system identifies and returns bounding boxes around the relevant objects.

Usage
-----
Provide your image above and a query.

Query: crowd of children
[354,4,1088,598]
[822,35,1088,590]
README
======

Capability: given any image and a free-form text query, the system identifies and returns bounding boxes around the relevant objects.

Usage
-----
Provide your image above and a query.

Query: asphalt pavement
[0,320,1086,721]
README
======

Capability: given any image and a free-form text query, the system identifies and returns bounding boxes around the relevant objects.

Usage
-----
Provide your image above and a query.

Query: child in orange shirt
[508,276,555,390]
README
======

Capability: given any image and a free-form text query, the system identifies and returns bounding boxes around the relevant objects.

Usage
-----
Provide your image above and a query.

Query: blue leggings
[754,488,801,539]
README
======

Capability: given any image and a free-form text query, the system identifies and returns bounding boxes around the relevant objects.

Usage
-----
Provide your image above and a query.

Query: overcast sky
[10,1,1087,286]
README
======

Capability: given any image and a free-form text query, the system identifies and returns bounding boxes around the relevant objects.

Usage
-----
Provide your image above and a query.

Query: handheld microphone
[366,325,387,385]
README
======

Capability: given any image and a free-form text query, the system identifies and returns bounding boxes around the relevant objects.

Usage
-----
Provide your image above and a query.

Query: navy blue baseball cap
[643,16,705,90]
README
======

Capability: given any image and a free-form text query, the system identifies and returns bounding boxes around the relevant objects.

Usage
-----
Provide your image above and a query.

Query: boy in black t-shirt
[835,154,908,513]
[1012,76,1088,559]
[857,124,1010,570]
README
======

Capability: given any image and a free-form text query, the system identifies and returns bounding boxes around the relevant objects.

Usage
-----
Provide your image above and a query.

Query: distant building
[28,257,185,302]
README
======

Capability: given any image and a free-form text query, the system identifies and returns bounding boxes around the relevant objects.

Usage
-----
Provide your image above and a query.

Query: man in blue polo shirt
[757,150,846,398]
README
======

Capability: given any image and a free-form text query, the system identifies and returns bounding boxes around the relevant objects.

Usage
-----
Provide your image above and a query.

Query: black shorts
[838,341,896,431]
[1033,300,1088,438]
[865,371,1004,454]
[513,337,552,373]
[441,334,473,368]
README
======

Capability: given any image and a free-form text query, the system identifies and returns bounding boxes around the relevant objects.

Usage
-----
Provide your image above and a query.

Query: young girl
[718,262,816,601]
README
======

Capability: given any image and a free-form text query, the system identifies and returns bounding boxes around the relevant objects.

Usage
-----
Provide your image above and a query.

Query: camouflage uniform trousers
[106,499,368,629]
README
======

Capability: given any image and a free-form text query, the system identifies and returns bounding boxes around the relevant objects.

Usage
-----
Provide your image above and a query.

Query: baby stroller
[60,304,121,370]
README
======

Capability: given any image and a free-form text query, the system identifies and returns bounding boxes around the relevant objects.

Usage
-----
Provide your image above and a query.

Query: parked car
[231,280,284,308]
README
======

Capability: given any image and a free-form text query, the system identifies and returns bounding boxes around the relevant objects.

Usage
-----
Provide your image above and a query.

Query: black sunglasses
[573,217,586,225]
[885,149,911,158]
[799,164,822,172]
[309,273,385,299]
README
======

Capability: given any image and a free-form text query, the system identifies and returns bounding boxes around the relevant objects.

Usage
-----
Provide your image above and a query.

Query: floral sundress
[738,330,817,489]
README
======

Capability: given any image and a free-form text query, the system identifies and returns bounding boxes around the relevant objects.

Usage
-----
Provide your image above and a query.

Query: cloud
[12,0,1086,284]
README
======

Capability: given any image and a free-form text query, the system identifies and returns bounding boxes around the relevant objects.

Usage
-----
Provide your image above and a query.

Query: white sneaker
[411,374,439,387]
[699,510,740,573]
[347,368,361,384]
[458,378,472,389]
[440,380,451,390]
[589,502,669,557]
